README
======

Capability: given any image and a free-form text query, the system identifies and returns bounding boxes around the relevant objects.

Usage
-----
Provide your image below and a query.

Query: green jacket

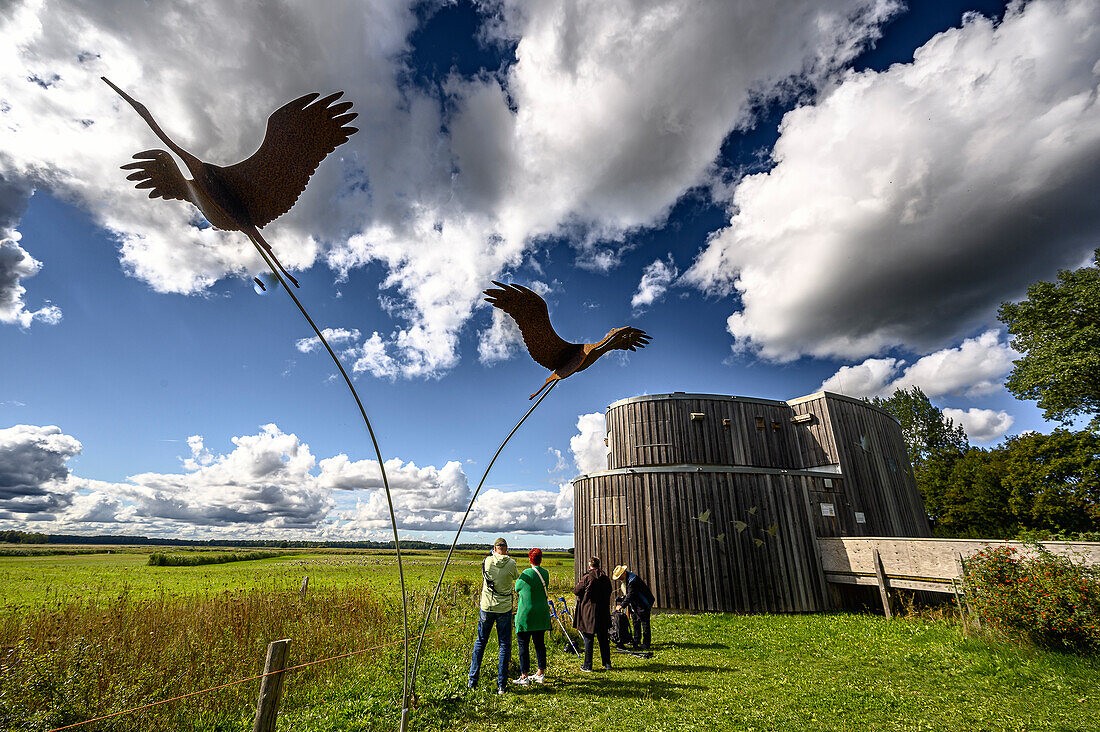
[480,553,519,613]
[514,566,551,632]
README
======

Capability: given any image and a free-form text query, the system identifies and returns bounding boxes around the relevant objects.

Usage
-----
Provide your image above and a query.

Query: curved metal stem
[407,380,559,697]
[247,237,410,712]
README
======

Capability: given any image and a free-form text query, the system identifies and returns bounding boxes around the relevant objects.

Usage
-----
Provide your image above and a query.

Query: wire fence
[45,620,470,732]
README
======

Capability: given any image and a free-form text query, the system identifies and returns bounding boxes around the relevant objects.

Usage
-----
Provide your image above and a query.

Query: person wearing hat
[468,538,519,694]
[613,564,654,651]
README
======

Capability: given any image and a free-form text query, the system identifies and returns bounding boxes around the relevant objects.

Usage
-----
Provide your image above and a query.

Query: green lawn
[1,551,1097,731]
[385,613,1100,732]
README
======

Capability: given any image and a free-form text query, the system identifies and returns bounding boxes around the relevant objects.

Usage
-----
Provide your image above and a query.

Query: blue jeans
[468,609,512,689]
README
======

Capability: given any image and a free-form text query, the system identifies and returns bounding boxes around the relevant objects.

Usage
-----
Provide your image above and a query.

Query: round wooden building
[572,391,930,613]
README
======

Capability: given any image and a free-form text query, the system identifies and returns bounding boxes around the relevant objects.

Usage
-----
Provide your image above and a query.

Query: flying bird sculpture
[103,79,418,719]
[101,77,358,289]
[484,281,651,399]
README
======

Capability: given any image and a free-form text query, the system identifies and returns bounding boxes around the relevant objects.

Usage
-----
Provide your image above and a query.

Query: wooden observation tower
[572,391,930,613]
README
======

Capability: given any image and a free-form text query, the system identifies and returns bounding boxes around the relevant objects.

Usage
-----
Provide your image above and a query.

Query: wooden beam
[872,547,892,619]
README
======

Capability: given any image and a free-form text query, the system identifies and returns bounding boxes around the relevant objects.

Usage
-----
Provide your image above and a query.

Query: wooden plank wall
[806,482,858,538]
[606,396,803,470]
[574,471,831,612]
[823,395,931,537]
[819,537,1100,583]
[787,395,837,467]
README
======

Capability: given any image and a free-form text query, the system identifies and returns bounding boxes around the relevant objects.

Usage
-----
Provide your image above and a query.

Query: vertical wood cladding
[819,395,931,538]
[573,471,830,612]
[607,395,803,470]
[575,391,930,612]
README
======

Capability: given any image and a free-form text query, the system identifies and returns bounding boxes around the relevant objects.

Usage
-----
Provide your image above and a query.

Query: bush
[966,544,1100,654]
[147,551,282,567]
[0,548,103,557]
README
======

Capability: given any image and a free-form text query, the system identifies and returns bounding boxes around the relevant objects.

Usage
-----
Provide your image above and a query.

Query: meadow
[1,548,1098,731]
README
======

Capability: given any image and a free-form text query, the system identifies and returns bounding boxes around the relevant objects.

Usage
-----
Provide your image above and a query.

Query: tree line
[873,387,1098,539]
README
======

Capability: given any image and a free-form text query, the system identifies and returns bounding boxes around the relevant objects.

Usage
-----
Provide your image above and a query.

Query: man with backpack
[613,565,655,651]
[468,538,519,694]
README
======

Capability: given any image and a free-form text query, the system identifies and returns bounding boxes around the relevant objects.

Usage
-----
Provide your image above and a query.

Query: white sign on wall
[855,512,866,524]
[820,503,835,517]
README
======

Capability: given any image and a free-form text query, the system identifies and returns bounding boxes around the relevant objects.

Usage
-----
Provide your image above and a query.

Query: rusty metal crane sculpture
[102,77,414,729]
[484,281,651,398]
[102,76,358,288]
[408,282,651,701]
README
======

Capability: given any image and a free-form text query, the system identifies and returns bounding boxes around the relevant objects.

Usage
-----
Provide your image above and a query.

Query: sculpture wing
[609,327,651,353]
[120,150,191,202]
[221,92,358,228]
[484,281,578,370]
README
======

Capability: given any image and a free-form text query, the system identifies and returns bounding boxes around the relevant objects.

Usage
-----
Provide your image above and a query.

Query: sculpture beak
[101,77,151,119]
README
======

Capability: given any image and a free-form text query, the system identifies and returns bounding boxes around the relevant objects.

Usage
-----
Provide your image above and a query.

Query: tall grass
[0,585,433,731]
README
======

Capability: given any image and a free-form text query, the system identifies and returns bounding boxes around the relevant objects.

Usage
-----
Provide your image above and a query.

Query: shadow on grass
[534,675,705,700]
[661,641,729,650]
[636,662,720,674]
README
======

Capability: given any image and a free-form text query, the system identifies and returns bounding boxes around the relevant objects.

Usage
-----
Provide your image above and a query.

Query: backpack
[609,607,630,645]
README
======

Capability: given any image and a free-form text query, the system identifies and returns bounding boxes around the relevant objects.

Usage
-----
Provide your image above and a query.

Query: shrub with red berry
[965,544,1100,654]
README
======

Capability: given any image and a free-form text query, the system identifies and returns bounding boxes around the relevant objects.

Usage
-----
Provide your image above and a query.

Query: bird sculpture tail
[244,226,300,288]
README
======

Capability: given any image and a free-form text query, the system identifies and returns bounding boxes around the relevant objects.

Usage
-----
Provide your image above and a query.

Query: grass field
[1,549,1098,731]
[0,549,576,606]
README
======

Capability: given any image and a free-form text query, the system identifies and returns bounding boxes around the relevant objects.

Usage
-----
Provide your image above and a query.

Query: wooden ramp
[819,537,1100,594]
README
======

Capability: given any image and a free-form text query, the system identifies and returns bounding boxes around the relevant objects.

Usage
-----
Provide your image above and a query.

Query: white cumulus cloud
[685,0,1100,361]
[942,407,1014,444]
[631,255,679,312]
[0,424,82,518]
[0,236,62,328]
[887,331,1018,398]
[819,330,1017,399]
[819,357,900,398]
[570,412,607,475]
[119,424,331,528]
[347,332,401,380]
[1,0,898,376]
[0,423,576,538]
[295,328,361,354]
[478,308,524,364]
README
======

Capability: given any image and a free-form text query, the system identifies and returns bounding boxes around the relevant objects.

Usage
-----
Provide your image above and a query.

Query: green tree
[999,429,1100,534]
[928,447,1015,538]
[871,386,969,472]
[871,387,969,526]
[999,249,1100,431]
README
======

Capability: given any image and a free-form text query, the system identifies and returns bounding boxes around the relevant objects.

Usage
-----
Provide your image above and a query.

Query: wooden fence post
[872,547,892,619]
[253,638,291,732]
[955,551,981,629]
[299,576,309,597]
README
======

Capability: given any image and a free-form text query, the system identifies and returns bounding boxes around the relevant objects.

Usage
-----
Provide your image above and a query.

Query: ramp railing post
[873,547,892,619]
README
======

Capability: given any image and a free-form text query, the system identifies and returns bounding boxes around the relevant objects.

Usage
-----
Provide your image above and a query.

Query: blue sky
[1,0,1097,547]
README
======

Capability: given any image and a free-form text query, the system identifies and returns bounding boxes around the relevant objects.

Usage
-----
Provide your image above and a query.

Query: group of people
[467,538,654,694]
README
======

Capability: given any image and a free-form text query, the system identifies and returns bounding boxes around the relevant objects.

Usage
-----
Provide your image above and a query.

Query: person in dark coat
[613,564,654,650]
[573,556,613,671]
